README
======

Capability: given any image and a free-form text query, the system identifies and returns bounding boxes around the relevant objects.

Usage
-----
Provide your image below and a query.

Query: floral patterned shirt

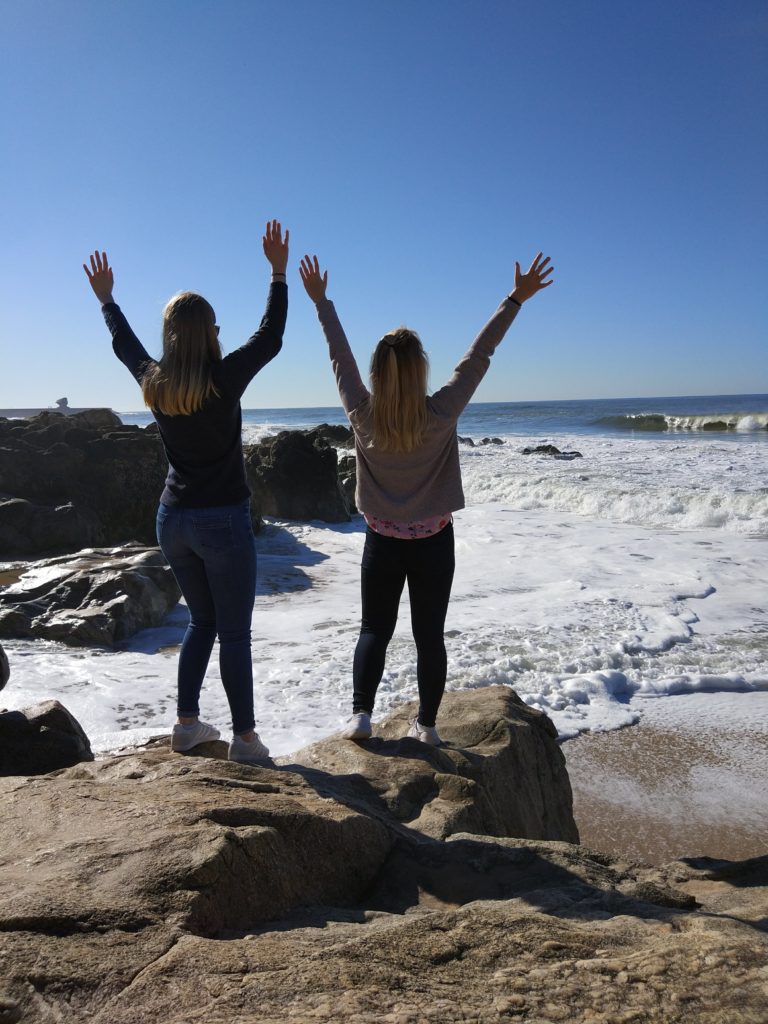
[363,512,452,539]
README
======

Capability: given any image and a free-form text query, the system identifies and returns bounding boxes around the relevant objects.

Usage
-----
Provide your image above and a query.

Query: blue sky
[1,0,766,410]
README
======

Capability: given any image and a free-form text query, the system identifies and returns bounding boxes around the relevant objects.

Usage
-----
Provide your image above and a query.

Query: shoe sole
[172,734,220,752]
[343,728,372,740]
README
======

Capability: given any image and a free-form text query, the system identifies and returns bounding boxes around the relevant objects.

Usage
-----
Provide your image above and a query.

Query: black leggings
[352,522,455,727]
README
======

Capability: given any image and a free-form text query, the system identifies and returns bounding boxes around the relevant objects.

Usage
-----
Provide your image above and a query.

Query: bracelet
[507,294,522,307]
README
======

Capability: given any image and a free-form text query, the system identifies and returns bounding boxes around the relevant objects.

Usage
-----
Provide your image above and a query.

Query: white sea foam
[3,501,767,757]
[459,435,768,536]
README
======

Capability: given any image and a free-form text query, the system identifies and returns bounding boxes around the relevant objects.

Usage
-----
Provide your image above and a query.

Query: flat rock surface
[0,688,766,1023]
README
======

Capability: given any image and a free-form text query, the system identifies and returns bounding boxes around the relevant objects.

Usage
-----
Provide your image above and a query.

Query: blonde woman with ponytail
[84,222,289,762]
[300,250,553,744]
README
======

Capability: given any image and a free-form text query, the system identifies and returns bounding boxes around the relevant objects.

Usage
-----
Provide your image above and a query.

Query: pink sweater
[315,296,521,521]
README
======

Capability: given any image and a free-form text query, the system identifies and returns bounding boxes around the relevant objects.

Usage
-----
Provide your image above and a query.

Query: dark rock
[0,498,98,557]
[0,412,167,555]
[458,435,476,446]
[0,643,8,691]
[480,436,504,445]
[305,422,354,448]
[244,430,351,522]
[337,453,358,512]
[521,443,583,459]
[0,545,181,647]
[0,699,93,776]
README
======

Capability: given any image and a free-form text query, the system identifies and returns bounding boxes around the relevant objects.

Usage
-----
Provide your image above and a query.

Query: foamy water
[2,400,768,762]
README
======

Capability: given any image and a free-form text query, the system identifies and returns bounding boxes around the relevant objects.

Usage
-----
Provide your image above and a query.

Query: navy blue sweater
[103,281,286,508]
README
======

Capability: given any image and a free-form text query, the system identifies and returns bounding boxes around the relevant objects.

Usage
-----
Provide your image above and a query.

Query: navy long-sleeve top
[102,281,286,508]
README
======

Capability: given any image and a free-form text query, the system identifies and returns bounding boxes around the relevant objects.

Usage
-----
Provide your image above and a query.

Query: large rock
[0,545,181,646]
[0,743,393,935]
[244,429,351,522]
[0,410,167,554]
[0,699,93,776]
[0,414,358,557]
[0,641,8,690]
[280,685,579,842]
[0,689,767,1022]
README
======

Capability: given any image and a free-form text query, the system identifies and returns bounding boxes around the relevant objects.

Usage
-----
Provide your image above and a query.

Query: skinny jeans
[352,523,455,727]
[156,500,256,735]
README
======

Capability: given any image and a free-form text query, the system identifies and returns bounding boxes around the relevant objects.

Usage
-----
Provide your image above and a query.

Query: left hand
[83,250,114,304]
[299,255,328,304]
[262,220,289,274]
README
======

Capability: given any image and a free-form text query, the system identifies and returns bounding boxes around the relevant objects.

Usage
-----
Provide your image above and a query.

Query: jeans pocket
[193,515,234,552]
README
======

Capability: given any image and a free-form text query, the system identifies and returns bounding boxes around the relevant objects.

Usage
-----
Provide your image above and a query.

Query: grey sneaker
[171,720,220,752]
[343,712,372,740]
[228,732,270,763]
[407,719,442,746]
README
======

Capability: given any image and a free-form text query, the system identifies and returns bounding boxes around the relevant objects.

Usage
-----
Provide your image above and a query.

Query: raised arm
[431,252,554,419]
[299,254,369,415]
[221,220,288,394]
[83,249,153,383]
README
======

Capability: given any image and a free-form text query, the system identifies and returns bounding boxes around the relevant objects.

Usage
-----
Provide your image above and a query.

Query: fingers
[83,263,93,280]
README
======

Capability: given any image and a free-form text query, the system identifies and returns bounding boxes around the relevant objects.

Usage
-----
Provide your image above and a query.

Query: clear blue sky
[1,0,766,410]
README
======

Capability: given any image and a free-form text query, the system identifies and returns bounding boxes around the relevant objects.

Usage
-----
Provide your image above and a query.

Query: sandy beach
[563,690,768,864]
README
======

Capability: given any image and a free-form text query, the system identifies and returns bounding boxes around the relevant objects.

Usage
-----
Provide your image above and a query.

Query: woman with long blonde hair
[300,250,553,743]
[84,222,288,762]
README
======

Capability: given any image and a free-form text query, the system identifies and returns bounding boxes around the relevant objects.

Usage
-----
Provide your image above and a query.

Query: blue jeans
[156,500,256,735]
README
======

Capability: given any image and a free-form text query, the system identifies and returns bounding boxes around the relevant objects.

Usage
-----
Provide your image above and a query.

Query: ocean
[3,394,768,771]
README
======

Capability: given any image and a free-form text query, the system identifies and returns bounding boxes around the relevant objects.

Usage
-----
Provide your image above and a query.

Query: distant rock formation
[0,685,765,1023]
[521,443,583,459]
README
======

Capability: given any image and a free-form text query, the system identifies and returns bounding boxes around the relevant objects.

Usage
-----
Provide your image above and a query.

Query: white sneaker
[171,720,220,752]
[228,732,270,763]
[343,712,372,740]
[408,719,442,746]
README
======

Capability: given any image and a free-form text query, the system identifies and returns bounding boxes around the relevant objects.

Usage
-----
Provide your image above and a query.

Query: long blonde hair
[369,328,429,452]
[141,292,222,416]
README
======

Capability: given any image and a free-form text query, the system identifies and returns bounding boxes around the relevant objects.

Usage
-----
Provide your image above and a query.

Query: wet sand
[562,691,768,864]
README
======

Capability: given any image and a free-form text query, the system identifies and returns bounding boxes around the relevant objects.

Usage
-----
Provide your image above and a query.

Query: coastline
[563,690,768,864]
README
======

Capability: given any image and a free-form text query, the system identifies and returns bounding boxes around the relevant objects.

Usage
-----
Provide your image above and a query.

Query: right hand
[83,250,114,304]
[510,252,554,304]
[263,220,289,274]
[299,255,328,304]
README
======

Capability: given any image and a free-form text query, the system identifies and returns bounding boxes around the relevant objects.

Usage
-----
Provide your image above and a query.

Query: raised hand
[299,255,328,304]
[262,220,289,274]
[83,250,114,305]
[511,253,554,304]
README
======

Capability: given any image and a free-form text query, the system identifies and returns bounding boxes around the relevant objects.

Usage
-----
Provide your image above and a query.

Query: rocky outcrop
[281,686,578,842]
[0,642,8,690]
[0,414,358,558]
[0,410,168,555]
[245,429,351,522]
[0,545,180,647]
[0,699,93,776]
[521,443,583,459]
[1,701,766,1021]
[0,687,766,1023]
[305,422,354,448]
